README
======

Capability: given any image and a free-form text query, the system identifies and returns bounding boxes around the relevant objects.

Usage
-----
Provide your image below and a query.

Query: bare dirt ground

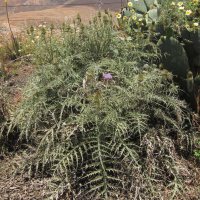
[0,6,108,26]
[62,0,122,12]
[0,0,121,32]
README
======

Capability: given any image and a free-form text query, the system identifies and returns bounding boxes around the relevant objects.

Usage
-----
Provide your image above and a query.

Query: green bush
[8,16,198,199]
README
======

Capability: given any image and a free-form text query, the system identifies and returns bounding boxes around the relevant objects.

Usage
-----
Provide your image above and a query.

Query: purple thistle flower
[103,73,112,79]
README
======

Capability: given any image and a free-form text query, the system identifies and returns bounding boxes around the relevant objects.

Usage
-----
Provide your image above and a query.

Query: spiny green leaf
[87,183,104,193]
[84,176,103,186]
[107,176,123,182]
[107,183,121,190]
[82,169,102,179]
[105,168,123,173]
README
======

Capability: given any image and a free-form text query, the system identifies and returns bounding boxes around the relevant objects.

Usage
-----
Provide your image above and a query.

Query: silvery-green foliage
[9,21,198,199]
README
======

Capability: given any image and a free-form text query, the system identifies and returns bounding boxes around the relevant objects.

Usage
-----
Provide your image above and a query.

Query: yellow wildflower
[117,14,121,18]
[133,16,137,20]
[128,2,133,7]
[186,10,192,15]
[178,2,183,6]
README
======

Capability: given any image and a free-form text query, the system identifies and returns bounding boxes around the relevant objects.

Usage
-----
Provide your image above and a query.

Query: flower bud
[104,9,109,14]
[98,11,102,18]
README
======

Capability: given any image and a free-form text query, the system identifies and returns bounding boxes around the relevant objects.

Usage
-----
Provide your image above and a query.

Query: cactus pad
[144,0,155,10]
[157,37,189,78]
[147,9,160,21]
[194,75,200,85]
[128,0,148,13]
[180,27,191,41]
[191,27,200,54]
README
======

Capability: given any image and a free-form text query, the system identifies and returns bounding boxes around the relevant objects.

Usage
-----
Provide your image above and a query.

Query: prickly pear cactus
[157,0,171,5]
[121,7,133,18]
[127,0,153,13]
[148,8,160,21]
[157,36,189,78]
[191,27,200,55]
[180,27,191,41]
[122,0,158,18]
[194,75,200,85]
[121,0,162,34]
[166,26,174,38]
[154,21,165,35]
[144,0,155,10]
